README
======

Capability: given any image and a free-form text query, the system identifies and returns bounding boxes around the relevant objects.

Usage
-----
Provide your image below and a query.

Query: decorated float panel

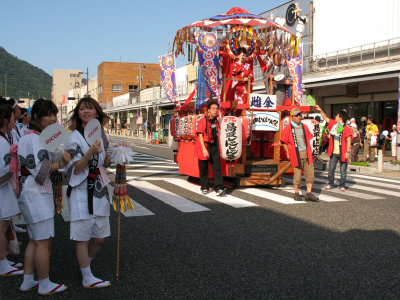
[167,6,317,187]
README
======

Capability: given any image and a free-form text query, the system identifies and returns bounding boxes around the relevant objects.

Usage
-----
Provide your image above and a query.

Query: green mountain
[0,46,52,100]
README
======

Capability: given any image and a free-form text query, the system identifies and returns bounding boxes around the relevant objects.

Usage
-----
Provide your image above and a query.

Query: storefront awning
[303,61,400,88]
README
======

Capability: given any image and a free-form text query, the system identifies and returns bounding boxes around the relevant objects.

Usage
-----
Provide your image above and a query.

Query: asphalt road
[3,137,400,299]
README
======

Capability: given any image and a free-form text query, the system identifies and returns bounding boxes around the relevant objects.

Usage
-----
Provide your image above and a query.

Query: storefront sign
[250,94,276,110]
[247,111,279,131]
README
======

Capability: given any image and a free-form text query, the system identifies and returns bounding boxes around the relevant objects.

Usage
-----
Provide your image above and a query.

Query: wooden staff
[116,201,121,280]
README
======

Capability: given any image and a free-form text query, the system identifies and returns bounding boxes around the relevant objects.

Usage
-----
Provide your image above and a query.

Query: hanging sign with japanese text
[246,111,279,131]
[219,116,242,160]
[302,119,320,158]
[249,94,276,110]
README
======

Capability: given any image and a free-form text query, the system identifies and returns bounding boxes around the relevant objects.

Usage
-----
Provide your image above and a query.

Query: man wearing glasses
[281,108,319,202]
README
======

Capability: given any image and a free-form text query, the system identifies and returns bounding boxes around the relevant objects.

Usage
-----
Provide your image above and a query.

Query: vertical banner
[196,32,221,97]
[286,53,303,106]
[61,95,65,105]
[196,64,211,109]
[397,76,400,130]
[159,55,177,103]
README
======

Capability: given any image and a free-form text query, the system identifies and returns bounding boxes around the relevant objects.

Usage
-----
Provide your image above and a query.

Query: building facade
[52,69,82,106]
[97,62,160,105]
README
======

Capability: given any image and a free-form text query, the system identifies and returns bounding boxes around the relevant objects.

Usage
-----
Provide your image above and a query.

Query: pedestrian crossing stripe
[169,178,259,208]
[127,181,210,213]
[282,176,384,200]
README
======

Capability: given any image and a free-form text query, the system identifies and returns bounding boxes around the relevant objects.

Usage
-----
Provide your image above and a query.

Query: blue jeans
[328,154,348,188]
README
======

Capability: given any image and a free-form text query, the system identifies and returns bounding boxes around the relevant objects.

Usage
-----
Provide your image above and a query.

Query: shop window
[332,102,370,125]
[382,100,398,130]
[129,85,138,92]
[112,84,122,92]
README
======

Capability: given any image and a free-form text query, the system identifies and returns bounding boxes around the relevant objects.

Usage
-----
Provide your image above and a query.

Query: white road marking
[124,164,178,169]
[240,187,306,204]
[279,186,348,202]
[128,181,209,213]
[282,178,383,200]
[107,185,154,217]
[108,168,180,174]
[170,179,258,208]
[311,177,400,197]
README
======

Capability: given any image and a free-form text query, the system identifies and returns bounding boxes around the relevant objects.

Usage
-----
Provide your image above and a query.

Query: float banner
[246,111,279,131]
[159,55,177,103]
[196,64,211,109]
[196,32,220,97]
[250,93,276,110]
[286,53,303,106]
[302,119,320,158]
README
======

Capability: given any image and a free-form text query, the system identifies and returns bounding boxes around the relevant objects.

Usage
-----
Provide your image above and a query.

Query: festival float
[166,7,318,187]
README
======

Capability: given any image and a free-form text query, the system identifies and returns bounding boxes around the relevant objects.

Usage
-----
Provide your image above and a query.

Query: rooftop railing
[303,37,400,73]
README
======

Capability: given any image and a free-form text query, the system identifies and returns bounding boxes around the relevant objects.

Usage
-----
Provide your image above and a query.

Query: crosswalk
[13,152,400,225]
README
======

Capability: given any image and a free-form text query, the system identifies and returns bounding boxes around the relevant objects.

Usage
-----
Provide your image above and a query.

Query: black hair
[0,104,13,130]
[336,110,349,124]
[69,97,109,130]
[237,47,248,55]
[207,99,219,110]
[367,115,374,122]
[29,98,58,132]
[19,108,28,123]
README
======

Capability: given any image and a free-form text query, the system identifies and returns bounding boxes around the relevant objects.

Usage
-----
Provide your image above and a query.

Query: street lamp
[79,68,89,97]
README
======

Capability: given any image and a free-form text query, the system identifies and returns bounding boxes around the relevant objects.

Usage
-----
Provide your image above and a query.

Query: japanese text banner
[159,55,177,103]
[196,32,221,97]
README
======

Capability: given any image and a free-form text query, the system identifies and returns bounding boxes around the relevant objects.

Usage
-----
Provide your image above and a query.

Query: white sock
[38,277,66,295]
[20,273,38,291]
[0,258,23,275]
[81,266,109,287]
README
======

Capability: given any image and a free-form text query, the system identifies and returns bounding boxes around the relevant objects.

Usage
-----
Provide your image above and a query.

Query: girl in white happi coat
[17,108,30,137]
[66,97,111,289]
[0,104,23,277]
[5,98,23,144]
[18,99,70,295]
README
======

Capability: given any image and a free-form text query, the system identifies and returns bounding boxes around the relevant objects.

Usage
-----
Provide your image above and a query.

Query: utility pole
[86,67,89,96]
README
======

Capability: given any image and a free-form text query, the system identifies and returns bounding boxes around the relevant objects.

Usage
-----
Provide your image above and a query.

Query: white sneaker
[201,189,208,195]
[216,189,225,196]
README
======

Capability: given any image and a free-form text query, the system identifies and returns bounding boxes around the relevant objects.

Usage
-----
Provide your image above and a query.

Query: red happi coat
[327,119,353,162]
[195,116,220,160]
[280,123,314,168]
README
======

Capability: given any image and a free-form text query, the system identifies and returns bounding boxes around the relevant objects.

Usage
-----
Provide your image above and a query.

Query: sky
[1,0,284,78]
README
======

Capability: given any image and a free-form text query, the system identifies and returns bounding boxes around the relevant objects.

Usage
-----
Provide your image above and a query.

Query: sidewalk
[318,152,400,177]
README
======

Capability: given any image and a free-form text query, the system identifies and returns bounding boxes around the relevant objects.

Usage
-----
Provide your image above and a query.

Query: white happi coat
[11,127,22,144]
[65,130,110,222]
[18,132,54,224]
[0,137,19,219]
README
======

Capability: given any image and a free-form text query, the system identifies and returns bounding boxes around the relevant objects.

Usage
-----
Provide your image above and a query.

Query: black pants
[198,142,224,191]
